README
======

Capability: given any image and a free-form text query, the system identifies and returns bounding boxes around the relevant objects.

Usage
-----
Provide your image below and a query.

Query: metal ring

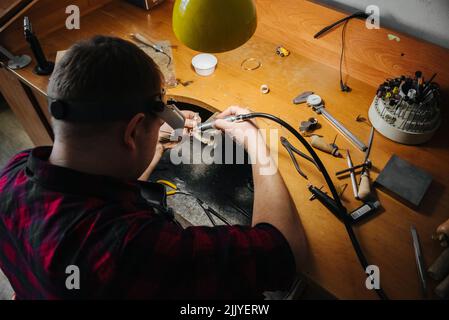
[241,58,261,71]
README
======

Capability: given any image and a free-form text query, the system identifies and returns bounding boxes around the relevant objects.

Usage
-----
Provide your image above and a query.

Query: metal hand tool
[357,127,374,199]
[197,198,231,226]
[411,225,427,297]
[0,46,31,70]
[293,91,314,104]
[130,33,172,67]
[156,179,179,196]
[224,194,251,220]
[335,127,374,176]
[228,201,251,220]
[281,136,319,179]
[305,94,367,152]
[309,184,346,201]
[281,138,308,179]
[336,127,375,200]
[281,137,317,165]
[310,134,341,157]
[309,184,380,224]
[299,117,319,133]
[195,115,240,131]
[346,150,359,199]
[335,161,371,176]
[156,180,231,226]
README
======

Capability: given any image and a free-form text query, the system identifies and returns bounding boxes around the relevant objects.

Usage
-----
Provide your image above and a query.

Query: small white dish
[192,53,218,76]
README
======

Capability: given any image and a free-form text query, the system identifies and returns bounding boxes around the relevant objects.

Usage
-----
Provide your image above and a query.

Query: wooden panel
[255,0,449,100]
[0,0,35,32]
[0,0,113,52]
[0,67,52,146]
[0,0,448,299]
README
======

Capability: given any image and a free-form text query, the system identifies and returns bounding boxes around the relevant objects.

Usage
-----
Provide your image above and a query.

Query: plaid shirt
[0,147,295,299]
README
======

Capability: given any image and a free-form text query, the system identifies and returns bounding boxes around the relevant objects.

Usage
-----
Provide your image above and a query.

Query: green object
[172,0,257,53]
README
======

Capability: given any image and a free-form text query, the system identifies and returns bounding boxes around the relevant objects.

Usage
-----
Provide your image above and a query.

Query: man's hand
[158,110,201,150]
[139,110,200,181]
[214,106,260,149]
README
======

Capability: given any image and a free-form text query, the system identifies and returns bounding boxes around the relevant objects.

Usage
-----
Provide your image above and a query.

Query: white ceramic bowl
[192,53,218,76]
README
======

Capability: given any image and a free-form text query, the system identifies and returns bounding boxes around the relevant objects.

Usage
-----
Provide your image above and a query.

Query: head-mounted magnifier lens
[48,91,186,130]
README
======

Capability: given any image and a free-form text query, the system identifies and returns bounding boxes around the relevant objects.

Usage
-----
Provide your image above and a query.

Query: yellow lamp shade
[172,0,257,53]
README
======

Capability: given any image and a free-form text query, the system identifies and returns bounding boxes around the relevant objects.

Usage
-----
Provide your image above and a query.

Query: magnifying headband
[48,92,186,130]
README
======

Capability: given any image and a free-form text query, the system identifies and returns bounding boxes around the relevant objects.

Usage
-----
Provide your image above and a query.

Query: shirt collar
[26,147,142,203]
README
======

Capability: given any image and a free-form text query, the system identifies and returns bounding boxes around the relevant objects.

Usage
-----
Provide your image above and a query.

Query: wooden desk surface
[4,0,449,299]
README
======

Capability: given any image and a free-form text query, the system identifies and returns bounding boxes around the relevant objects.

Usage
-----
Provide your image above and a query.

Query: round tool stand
[368,75,441,145]
[369,97,440,145]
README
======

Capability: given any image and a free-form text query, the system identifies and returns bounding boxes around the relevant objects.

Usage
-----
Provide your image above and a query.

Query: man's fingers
[184,118,198,129]
[181,110,201,128]
[181,110,198,119]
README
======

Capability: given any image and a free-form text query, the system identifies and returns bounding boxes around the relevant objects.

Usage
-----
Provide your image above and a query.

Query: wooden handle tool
[310,135,340,157]
[358,171,371,200]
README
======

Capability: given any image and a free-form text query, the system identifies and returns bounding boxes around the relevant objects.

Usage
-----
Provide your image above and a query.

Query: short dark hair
[48,35,163,105]
[48,36,163,140]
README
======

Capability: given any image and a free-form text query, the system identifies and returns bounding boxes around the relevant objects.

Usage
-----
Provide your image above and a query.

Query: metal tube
[321,108,367,151]
[336,163,364,176]
[347,150,359,199]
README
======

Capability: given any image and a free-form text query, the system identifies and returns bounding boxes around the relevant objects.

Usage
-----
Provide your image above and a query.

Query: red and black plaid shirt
[0,147,295,299]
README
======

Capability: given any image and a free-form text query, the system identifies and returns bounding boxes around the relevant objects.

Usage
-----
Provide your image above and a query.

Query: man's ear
[124,113,146,150]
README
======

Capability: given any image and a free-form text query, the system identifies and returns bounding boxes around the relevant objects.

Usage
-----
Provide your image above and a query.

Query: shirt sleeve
[119,218,296,299]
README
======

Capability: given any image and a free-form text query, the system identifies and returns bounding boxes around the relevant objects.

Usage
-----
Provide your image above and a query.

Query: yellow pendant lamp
[172,0,257,53]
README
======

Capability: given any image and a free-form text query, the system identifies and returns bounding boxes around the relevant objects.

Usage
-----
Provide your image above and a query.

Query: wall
[316,0,449,49]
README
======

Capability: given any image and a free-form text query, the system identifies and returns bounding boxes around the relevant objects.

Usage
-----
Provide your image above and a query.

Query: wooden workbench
[1,0,449,299]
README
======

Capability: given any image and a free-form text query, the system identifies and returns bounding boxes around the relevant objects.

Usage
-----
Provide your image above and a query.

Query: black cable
[314,11,368,39]
[241,113,343,206]
[339,20,351,92]
[240,112,389,300]
[314,12,368,92]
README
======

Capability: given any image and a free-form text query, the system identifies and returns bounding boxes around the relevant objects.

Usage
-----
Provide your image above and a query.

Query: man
[0,36,307,299]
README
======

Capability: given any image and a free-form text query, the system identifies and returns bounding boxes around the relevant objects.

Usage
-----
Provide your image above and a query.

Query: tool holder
[368,73,440,145]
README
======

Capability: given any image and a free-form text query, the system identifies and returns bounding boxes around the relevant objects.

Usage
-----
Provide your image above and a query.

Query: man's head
[48,36,164,178]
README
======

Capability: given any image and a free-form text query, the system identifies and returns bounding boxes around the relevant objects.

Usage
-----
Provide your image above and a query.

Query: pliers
[197,198,231,226]
[157,179,231,226]
[157,179,180,196]
[280,136,318,180]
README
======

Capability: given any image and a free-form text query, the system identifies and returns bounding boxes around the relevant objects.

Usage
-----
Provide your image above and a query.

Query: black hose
[241,112,389,300]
